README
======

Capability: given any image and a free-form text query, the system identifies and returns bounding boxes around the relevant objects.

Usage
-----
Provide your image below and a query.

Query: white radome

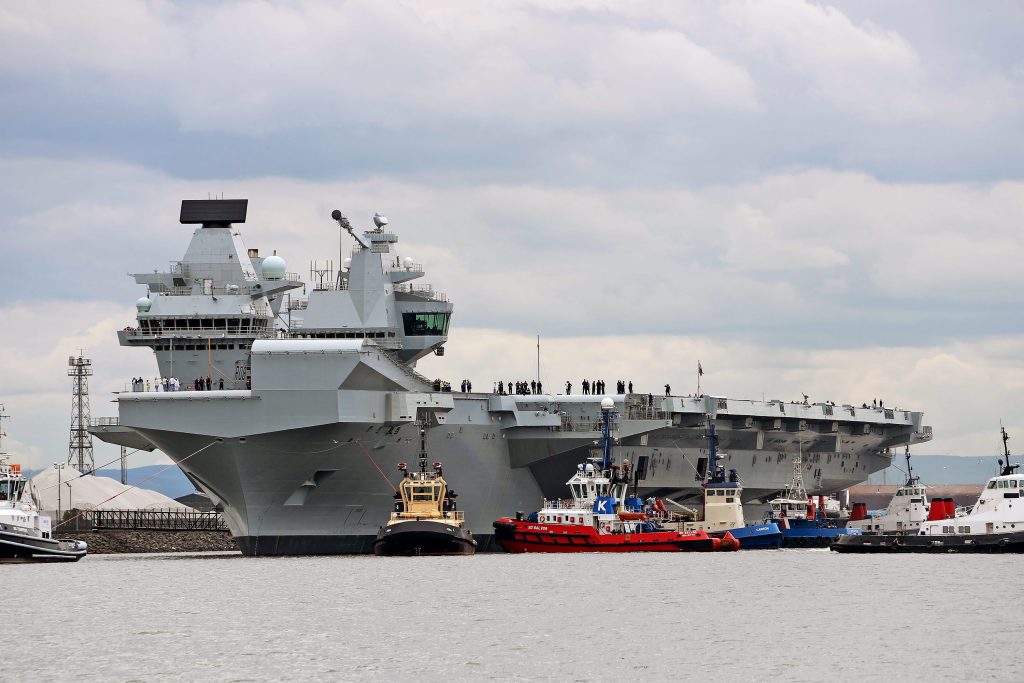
[261,255,287,280]
[403,257,414,269]
[343,257,352,270]
[601,397,614,410]
[136,296,152,312]
[373,212,389,228]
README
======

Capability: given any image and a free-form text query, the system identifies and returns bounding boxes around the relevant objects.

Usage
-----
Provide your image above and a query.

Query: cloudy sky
[2,0,1023,469]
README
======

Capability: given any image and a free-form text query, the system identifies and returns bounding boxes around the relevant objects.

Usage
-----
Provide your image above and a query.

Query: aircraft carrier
[91,199,933,555]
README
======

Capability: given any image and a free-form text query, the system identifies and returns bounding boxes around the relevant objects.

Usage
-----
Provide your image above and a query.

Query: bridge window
[402,312,450,336]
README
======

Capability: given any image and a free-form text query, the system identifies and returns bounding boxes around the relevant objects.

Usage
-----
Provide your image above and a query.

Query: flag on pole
[698,361,703,376]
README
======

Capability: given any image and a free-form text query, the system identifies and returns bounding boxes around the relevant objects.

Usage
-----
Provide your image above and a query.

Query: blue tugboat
[766,458,859,548]
[683,420,783,550]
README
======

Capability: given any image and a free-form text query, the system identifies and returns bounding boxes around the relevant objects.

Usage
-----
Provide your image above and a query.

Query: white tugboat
[0,407,87,562]
[834,427,1024,553]
[845,447,938,535]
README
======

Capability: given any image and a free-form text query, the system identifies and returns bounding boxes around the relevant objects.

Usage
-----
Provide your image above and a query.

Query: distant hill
[23,465,196,501]
[866,455,1005,485]
[92,466,195,500]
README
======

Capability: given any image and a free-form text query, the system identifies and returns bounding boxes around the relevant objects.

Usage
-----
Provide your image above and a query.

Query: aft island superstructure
[92,199,933,555]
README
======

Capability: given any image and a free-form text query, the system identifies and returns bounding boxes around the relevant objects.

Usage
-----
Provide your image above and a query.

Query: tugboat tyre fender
[999,538,1009,547]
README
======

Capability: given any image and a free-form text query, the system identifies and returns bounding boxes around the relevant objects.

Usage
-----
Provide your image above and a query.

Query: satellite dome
[136,296,152,313]
[601,397,614,410]
[403,256,414,269]
[373,212,389,228]
[261,255,286,280]
[343,257,352,270]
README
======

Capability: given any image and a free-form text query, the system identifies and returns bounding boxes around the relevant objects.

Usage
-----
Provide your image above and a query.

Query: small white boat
[0,408,87,562]
[834,428,1024,553]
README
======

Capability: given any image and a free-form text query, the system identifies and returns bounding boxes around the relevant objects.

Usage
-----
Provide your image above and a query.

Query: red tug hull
[493,519,738,553]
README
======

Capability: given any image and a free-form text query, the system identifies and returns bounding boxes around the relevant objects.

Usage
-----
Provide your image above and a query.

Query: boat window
[988,481,997,489]
[726,498,734,503]
[1011,480,1018,487]
[727,490,735,496]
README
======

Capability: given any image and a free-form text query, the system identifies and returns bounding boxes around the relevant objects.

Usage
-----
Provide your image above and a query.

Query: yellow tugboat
[373,427,476,556]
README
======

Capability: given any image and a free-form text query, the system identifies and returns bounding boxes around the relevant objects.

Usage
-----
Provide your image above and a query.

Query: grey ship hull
[104,341,928,555]
[94,202,932,555]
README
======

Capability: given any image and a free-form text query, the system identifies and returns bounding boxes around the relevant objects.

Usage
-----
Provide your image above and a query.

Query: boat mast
[0,404,8,462]
[600,398,614,470]
[705,418,723,484]
[904,446,917,486]
[1000,424,1018,476]
[418,425,428,474]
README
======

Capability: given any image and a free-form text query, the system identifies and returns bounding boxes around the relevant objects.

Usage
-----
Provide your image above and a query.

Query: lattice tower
[68,354,95,473]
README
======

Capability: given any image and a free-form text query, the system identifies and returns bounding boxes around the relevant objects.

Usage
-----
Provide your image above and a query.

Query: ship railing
[90,417,120,427]
[376,347,433,388]
[393,283,446,301]
[122,323,272,336]
[542,499,580,510]
[553,414,624,432]
[388,262,424,273]
[312,280,350,292]
[90,508,228,531]
[623,404,669,421]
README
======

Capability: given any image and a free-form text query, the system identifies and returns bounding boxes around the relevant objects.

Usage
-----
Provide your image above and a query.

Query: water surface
[11,550,1020,681]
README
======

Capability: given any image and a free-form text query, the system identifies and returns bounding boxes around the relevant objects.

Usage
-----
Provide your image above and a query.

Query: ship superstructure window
[402,312,450,336]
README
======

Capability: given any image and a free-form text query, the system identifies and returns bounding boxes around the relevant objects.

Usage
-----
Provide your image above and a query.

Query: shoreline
[69,529,238,554]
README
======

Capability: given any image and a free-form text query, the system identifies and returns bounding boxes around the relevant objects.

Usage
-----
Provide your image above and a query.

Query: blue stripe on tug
[724,523,784,550]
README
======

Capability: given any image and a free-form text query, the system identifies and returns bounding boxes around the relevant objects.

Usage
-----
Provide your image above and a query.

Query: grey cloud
[1,1,1022,184]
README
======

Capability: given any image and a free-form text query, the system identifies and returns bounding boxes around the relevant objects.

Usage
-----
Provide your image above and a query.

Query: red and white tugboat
[493,398,738,553]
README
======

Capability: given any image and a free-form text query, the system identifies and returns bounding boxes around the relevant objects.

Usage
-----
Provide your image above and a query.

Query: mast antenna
[1000,422,1017,476]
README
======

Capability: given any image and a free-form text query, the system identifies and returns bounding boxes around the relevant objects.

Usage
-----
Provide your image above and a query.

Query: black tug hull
[373,520,477,556]
[0,531,87,562]
[831,530,1024,553]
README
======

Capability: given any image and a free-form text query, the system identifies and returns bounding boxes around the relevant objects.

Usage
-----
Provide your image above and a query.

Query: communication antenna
[67,352,95,474]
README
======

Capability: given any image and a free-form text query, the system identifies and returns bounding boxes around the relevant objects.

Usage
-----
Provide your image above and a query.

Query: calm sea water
[10,550,1021,682]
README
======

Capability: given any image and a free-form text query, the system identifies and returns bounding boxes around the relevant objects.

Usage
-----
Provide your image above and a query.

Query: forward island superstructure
[92,199,933,555]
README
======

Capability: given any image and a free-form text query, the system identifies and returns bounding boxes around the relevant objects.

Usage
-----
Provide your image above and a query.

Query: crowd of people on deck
[493,380,544,395]
[130,376,226,392]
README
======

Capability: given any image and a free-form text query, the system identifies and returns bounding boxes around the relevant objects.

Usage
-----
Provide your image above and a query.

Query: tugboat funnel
[849,502,868,521]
